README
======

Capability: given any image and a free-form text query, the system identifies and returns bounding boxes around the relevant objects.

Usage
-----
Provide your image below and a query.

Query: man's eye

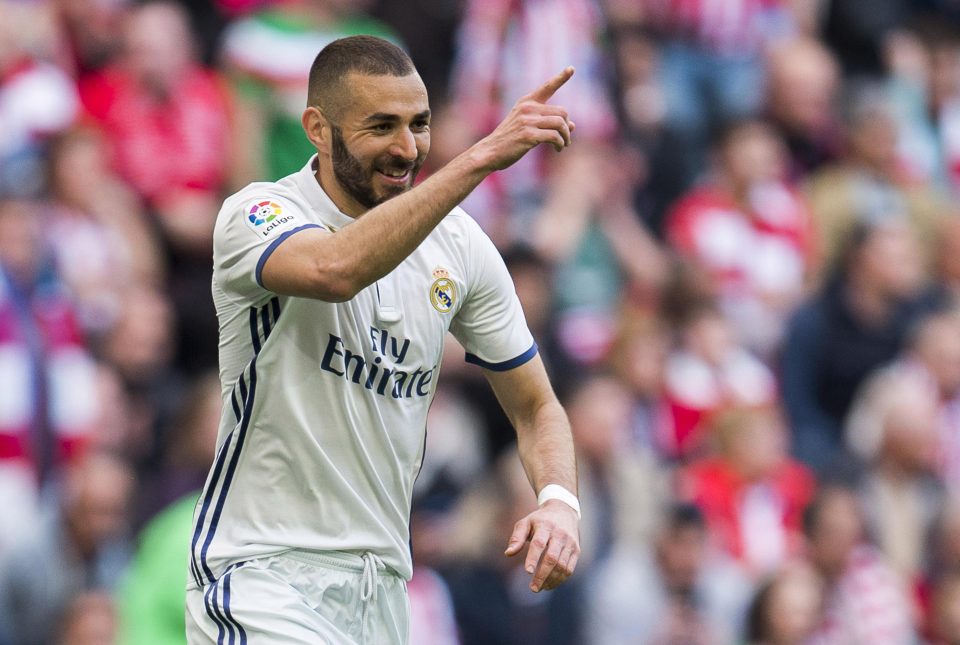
[412,121,429,131]
[373,123,392,132]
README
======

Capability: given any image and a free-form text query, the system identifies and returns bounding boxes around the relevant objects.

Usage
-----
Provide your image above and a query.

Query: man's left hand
[504,500,581,592]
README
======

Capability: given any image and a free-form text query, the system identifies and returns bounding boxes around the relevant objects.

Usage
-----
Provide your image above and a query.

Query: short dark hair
[307,35,415,117]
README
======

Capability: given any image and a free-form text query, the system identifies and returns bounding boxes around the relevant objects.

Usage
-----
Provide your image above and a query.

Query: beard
[330,125,423,210]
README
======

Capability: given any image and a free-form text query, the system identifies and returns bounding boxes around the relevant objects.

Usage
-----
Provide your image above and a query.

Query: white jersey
[189,156,535,587]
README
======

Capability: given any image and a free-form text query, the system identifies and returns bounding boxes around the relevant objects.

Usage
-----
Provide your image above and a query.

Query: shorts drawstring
[360,551,384,642]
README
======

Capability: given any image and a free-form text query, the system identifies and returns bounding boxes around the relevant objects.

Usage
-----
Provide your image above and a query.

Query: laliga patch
[244,199,297,238]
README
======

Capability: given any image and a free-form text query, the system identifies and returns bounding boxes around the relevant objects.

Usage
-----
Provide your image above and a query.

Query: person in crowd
[666,118,815,355]
[637,0,803,151]
[407,497,461,645]
[781,219,940,473]
[846,365,946,581]
[119,493,199,645]
[442,451,583,645]
[98,285,183,467]
[79,0,234,373]
[58,591,118,645]
[0,449,134,645]
[680,405,815,576]
[447,0,616,235]
[744,562,823,645]
[934,215,960,308]
[567,373,665,562]
[806,81,949,275]
[583,502,753,645]
[765,38,842,180]
[133,371,219,529]
[663,304,777,459]
[79,0,230,255]
[928,571,960,645]
[858,312,960,491]
[803,486,916,644]
[0,198,99,535]
[0,3,78,198]
[885,18,960,198]
[607,313,672,456]
[44,127,164,335]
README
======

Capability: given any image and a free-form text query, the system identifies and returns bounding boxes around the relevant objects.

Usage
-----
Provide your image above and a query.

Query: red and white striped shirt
[810,545,916,645]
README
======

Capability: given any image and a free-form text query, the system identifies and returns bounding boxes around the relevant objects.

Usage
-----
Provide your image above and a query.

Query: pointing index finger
[527,66,575,104]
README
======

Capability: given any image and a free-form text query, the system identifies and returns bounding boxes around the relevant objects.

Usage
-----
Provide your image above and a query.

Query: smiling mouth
[376,168,412,185]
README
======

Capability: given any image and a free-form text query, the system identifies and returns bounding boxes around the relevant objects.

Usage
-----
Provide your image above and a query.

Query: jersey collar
[294,155,357,230]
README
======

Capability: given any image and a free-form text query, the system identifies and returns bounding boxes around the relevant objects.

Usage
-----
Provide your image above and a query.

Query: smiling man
[184,36,581,644]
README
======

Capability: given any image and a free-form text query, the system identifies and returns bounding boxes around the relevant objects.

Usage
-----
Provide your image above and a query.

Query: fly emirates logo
[320,327,436,400]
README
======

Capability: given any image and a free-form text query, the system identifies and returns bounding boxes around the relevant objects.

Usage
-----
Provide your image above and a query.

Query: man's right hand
[472,67,576,172]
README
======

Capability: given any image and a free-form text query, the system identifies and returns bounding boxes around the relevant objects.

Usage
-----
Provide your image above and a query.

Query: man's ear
[302,106,330,154]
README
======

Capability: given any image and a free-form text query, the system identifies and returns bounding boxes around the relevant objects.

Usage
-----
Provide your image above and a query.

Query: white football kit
[185,156,536,643]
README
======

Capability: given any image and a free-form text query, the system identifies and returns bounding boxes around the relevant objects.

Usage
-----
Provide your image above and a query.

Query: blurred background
[4,0,960,643]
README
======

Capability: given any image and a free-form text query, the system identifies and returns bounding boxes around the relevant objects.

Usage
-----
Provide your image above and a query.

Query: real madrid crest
[429,267,457,313]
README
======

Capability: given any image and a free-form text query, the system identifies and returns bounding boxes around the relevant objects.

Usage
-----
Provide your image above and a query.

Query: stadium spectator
[666,118,815,355]
[744,562,823,645]
[52,0,128,76]
[118,493,199,645]
[0,449,133,645]
[764,38,842,180]
[567,374,665,561]
[663,304,777,459]
[885,19,960,198]
[638,0,799,150]
[934,215,960,308]
[98,285,182,466]
[583,502,753,645]
[605,24,696,237]
[806,81,949,275]
[803,486,916,644]
[607,313,672,455]
[679,405,815,576]
[846,365,946,581]
[448,0,616,234]
[929,571,960,645]
[858,313,960,492]
[0,198,98,495]
[0,10,78,198]
[781,220,939,473]
[44,127,164,335]
[442,451,582,645]
[79,1,230,252]
[58,591,118,645]
[133,371,219,528]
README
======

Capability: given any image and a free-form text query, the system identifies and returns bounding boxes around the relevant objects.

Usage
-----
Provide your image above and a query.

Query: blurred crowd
[4,0,960,643]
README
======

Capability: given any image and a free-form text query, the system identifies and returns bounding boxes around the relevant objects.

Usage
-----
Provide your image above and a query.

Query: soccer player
[185,35,581,644]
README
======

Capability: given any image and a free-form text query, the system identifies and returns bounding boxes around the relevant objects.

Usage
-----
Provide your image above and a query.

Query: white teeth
[381,170,407,178]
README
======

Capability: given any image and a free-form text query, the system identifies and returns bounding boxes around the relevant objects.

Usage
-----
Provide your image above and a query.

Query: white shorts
[185,550,409,644]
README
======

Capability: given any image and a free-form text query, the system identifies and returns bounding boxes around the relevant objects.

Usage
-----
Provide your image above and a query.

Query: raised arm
[260,68,576,301]
[484,354,580,592]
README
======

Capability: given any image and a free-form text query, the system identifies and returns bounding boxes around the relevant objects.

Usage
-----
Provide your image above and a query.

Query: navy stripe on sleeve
[464,342,538,372]
[254,224,324,288]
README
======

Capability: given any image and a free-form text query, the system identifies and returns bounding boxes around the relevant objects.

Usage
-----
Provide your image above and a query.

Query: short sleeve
[449,220,537,371]
[213,194,324,302]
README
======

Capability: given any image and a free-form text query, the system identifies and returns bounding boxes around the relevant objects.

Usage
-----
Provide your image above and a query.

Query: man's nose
[389,129,418,161]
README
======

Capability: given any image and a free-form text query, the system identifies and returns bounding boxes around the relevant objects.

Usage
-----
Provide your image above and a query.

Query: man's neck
[314,166,365,219]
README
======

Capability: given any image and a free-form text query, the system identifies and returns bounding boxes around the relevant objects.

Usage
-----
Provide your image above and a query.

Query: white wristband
[537,484,581,519]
